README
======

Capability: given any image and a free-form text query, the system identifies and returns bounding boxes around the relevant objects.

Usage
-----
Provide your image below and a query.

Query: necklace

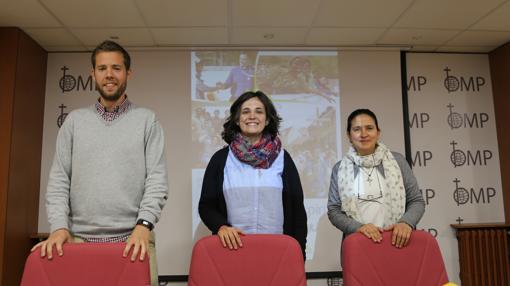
[355,154,383,203]
[357,165,383,204]
[358,154,377,184]
[360,166,375,183]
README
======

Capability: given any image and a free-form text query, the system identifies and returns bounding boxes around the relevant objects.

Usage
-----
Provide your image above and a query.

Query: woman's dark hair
[222,91,282,144]
[91,40,131,70]
[346,109,380,133]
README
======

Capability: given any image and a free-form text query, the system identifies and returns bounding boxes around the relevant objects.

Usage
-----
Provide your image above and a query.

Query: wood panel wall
[489,43,510,223]
[0,27,47,286]
[451,223,510,286]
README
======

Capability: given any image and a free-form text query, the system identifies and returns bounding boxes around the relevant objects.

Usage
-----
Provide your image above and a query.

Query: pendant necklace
[360,166,375,183]
[359,154,376,184]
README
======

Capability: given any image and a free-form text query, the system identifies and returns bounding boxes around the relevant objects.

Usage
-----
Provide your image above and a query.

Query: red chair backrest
[342,230,448,286]
[20,242,150,286]
[188,234,306,286]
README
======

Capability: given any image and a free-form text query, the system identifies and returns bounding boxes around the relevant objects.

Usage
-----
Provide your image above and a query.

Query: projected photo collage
[191,50,341,259]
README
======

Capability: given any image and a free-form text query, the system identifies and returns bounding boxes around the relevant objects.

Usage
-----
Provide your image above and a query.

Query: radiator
[457,228,510,286]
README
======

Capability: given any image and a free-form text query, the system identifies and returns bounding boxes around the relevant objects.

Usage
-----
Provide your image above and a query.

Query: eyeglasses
[357,166,383,204]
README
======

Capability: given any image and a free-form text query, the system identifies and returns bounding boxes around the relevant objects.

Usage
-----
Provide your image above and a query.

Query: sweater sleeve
[327,161,363,235]
[137,119,169,225]
[284,151,307,258]
[46,113,74,233]
[392,152,425,228]
[198,148,230,233]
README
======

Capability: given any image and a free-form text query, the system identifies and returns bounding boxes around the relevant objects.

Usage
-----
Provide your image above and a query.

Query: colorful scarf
[230,133,282,169]
[336,142,406,227]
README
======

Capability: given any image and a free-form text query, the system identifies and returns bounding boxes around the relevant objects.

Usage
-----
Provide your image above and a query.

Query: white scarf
[337,142,405,227]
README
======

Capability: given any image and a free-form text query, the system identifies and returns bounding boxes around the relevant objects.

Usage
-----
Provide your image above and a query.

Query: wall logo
[420,188,436,205]
[447,103,462,129]
[59,66,75,92]
[453,178,496,205]
[411,150,433,167]
[409,112,430,128]
[443,67,485,93]
[407,75,427,92]
[450,141,492,167]
[58,66,94,93]
[447,103,489,129]
[57,104,68,128]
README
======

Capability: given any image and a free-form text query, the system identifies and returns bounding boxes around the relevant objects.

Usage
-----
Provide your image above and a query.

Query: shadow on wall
[307,214,343,273]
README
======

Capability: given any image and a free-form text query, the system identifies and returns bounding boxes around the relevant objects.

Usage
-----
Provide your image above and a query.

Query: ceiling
[1,0,510,52]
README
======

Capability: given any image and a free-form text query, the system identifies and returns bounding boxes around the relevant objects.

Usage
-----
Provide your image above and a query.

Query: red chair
[20,242,150,286]
[342,230,448,286]
[188,234,306,286]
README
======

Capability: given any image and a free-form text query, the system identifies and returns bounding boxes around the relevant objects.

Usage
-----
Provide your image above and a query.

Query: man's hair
[91,40,131,70]
[222,91,281,144]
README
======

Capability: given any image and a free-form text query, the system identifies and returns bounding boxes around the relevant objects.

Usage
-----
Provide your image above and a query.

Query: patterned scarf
[336,142,405,227]
[230,133,282,169]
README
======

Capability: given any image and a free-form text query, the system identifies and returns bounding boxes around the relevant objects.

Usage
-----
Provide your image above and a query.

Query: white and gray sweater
[46,104,168,238]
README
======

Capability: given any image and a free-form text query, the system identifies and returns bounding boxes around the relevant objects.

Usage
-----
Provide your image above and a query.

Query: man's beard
[96,81,127,102]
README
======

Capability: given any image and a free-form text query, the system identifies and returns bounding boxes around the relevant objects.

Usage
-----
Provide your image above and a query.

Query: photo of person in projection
[258,56,338,102]
[194,59,219,101]
[216,53,255,101]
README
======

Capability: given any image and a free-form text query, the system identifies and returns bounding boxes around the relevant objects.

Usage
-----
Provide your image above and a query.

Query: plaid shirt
[82,234,130,243]
[95,95,131,122]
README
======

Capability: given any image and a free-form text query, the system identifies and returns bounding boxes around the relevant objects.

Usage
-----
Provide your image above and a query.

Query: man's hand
[218,225,245,250]
[384,222,413,248]
[123,225,151,262]
[31,229,72,259]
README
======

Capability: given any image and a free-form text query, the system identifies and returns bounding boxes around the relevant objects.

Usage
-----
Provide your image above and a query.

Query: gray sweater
[46,104,168,238]
[327,152,425,236]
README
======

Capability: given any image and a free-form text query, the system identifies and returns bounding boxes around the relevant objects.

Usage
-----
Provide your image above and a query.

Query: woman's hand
[384,222,412,248]
[218,225,245,250]
[357,224,383,243]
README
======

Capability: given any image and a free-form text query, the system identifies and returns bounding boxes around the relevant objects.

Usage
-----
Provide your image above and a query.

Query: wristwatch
[136,219,154,231]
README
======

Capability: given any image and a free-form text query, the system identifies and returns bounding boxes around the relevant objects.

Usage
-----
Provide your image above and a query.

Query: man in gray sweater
[32,40,168,285]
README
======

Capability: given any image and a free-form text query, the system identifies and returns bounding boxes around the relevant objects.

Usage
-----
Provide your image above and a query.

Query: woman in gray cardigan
[328,109,425,249]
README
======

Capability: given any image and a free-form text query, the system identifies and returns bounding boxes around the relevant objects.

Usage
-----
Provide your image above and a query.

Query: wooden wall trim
[0,27,47,286]
[0,27,19,284]
[489,42,510,223]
